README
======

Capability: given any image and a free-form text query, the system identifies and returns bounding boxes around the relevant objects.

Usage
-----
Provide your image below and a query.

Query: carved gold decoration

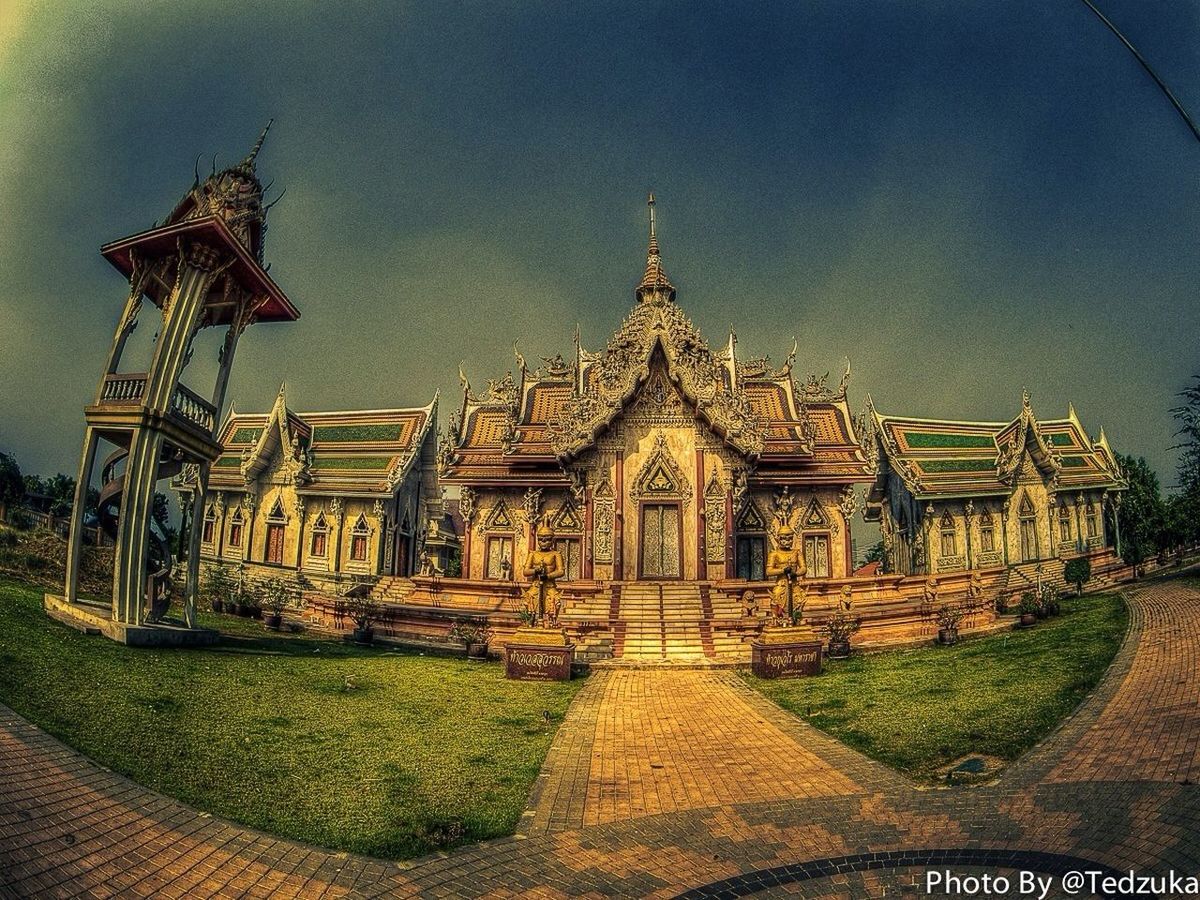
[548,296,766,460]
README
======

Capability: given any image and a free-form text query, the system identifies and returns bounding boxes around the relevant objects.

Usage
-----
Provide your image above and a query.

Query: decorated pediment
[548,290,766,461]
[803,497,829,527]
[736,500,767,531]
[482,498,515,531]
[240,387,311,487]
[552,500,583,532]
[631,433,690,502]
[997,390,1061,485]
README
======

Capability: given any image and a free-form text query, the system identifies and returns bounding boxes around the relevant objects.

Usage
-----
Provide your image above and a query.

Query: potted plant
[935,603,964,645]
[258,576,290,630]
[821,609,862,659]
[1039,583,1061,617]
[448,617,492,660]
[343,584,379,644]
[204,563,231,614]
[1018,591,1039,627]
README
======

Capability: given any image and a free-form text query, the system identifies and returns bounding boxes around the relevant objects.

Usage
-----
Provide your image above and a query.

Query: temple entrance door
[639,503,681,579]
[736,536,765,580]
[265,523,284,565]
[1020,517,1038,561]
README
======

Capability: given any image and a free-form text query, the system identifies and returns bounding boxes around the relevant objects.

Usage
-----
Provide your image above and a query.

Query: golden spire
[636,191,675,303]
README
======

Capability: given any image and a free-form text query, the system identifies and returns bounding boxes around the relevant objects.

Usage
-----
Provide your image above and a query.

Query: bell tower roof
[636,192,676,303]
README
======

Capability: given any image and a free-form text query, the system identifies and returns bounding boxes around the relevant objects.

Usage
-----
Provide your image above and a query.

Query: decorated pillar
[373,498,387,575]
[294,497,307,572]
[614,454,625,581]
[458,486,476,579]
[963,500,974,571]
[1074,493,1085,554]
[583,486,594,580]
[695,449,706,581]
[330,497,344,571]
[1000,499,1011,567]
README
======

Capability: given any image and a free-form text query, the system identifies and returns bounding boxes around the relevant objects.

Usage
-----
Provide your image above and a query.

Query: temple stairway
[615,583,705,661]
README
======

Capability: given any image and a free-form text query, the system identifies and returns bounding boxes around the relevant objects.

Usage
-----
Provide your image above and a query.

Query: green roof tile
[903,431,995,450]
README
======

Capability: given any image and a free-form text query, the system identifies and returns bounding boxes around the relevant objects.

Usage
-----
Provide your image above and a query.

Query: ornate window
[978,509,995,553]
[939,511,957,558]
[350,514,369,561]
[228,508,243,548]
[201,506,216,545]
[1058,504,1072,542]
[310,512,328,558]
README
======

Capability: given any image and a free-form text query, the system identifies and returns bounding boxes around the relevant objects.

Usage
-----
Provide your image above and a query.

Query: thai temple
[189,193,1129,661]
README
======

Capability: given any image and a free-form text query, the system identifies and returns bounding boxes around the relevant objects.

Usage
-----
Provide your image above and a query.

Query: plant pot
[937,627,959,646]
[264,612,283,630]
[827,639,851,659]
[250,608,262,620]
[1035,607,1047,620]
[210,599,224,614]
[352,626,374,645]
[467,642,489,661]
[1020,612,1037,627]
[237,602,252,617]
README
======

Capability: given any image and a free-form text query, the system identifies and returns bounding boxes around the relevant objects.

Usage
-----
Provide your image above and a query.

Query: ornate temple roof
[440,198,871,486]
[100,121,299,325]
[208,387,437,497]
[863,391,1126,501]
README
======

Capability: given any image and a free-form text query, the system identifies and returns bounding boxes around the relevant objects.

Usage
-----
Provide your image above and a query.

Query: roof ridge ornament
[636,192,676,303]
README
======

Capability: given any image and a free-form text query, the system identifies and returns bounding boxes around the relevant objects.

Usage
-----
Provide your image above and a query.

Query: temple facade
[861,394,1127,579]
[438,199,872,588]
[182,388,451,589]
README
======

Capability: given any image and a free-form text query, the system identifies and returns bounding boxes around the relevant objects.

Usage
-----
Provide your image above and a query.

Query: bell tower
[47,123,300,643]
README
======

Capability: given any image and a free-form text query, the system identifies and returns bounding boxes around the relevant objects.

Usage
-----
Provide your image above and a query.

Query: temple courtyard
[1,574,1197,897]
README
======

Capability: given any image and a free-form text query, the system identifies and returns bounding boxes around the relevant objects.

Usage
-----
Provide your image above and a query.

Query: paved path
[3,578,1200,897]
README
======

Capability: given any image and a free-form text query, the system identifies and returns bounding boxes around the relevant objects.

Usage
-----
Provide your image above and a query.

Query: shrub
[8,509,32,530]
[1018,591,1040,616]
[203,564,234,605]
[23,553,48,572]
[935,603,964,630]
[0,528,19,548]
[255,576,291,615]
[1063,557,1092,596]
[447,617,490,646]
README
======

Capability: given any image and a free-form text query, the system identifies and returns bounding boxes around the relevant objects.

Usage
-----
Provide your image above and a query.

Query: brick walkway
[3,578,1200,897]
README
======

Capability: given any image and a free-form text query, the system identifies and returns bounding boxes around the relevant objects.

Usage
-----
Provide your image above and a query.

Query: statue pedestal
[505,627,573,681]
[751,626,823,678]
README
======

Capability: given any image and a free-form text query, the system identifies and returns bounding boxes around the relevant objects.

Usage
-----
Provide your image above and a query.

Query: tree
[43,474,76,518]
[862,540,884,565]
[0,452,22,509]
[1115,454,1165,571]
[1063,557,1092,596]
[1171,375,1200,547]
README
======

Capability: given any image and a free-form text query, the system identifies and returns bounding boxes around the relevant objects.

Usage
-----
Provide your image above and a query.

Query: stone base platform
[44,594,219,648]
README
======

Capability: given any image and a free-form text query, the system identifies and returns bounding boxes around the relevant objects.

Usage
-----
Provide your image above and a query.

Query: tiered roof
[864,391,1125,501]
[439,198,871,487]
[209,387,437,497]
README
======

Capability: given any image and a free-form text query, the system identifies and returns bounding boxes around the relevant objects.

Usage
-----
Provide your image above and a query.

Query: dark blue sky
[1,1,1197,487]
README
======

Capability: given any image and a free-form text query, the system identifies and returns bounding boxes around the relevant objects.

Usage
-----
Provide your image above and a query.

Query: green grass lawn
[745,592,1128,781]
[0,576,582,859]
